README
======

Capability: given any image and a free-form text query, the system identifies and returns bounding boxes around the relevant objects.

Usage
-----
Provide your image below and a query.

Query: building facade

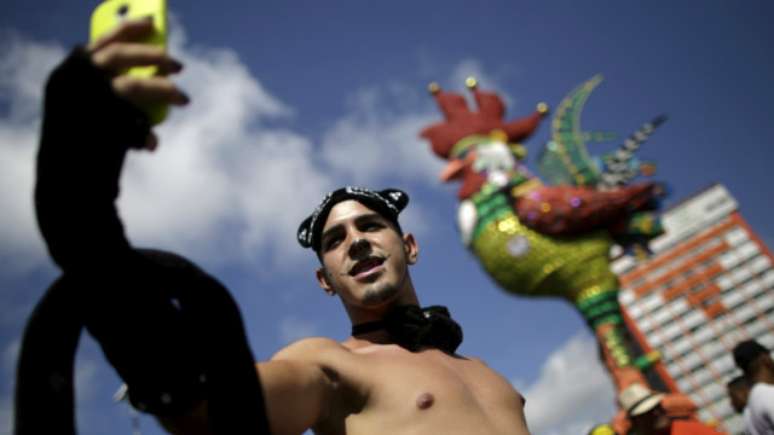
[612,184,774,434]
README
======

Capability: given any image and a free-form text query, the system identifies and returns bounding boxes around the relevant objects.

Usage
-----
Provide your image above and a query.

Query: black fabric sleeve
[35,47,150,272]
[25,48,272,433]
[15,276,82,435]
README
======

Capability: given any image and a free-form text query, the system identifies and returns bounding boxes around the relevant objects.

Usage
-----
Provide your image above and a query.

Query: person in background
[617,383,724,435]
[733,340,774,435]
[619,383,671,435]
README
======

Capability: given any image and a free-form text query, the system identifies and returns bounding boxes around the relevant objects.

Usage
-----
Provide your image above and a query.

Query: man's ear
[403,233,418,265]
[316,267,336,296]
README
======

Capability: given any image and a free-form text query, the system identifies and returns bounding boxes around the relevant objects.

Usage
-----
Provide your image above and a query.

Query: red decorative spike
[503,112,543,143]
[433,91,471,120]
[421,79,547,159]
[471,89,505,120]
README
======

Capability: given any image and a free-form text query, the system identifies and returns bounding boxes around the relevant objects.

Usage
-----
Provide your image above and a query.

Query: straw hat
[619,383,665,416]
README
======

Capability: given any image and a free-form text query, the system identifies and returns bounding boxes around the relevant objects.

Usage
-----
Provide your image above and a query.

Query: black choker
[351,305,463,354]
[351,320,387,336]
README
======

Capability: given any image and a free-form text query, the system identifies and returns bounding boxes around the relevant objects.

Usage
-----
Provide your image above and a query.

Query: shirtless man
[258,187,530,434]
[22,16,529,435]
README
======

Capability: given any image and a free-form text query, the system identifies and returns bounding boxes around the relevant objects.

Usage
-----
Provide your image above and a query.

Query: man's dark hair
[732,339,769,374]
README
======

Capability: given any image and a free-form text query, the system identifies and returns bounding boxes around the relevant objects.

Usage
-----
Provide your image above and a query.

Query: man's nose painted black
[348,238,372,259]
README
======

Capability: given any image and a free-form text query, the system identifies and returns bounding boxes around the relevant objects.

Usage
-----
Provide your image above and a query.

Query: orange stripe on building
[621,218,736,286]
[689,284,721,305]
[704,302,726,319]
[654,264,724,302]
[633,244,728,297]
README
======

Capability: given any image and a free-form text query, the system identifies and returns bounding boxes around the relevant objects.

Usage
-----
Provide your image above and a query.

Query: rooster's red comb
[420,77,548,159]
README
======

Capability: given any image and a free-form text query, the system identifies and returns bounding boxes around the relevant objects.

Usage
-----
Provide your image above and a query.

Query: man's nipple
[416,392,434,410]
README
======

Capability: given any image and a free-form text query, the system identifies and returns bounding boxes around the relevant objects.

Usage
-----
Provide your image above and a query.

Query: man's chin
[360,284,399,307]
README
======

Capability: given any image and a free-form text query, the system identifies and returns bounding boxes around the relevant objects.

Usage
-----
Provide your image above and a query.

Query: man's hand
[88,17,188,150]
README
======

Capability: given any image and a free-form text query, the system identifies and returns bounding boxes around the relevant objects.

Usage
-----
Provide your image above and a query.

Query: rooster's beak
[440,151,476,182]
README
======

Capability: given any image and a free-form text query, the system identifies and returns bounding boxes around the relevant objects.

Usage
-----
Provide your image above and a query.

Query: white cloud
[118,22,333,269]
[0,34,63,124]
[521,332,617,435]
[320,86,444,186]
[0,25,332,274]
[0,24,497,275]
[0,35,64,274]
[316,56,525,192]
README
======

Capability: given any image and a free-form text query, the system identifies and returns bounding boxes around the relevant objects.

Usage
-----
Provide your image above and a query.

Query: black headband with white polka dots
[297,187,409,251]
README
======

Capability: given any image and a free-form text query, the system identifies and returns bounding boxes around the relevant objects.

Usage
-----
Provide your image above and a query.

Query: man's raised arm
[35,17,187,271]
[19,18,271,435]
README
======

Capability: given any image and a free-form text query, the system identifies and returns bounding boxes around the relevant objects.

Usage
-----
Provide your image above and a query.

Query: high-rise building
[612,184,774,434]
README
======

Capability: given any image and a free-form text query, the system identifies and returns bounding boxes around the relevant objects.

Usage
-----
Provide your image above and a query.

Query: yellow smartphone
[90,0,169,125]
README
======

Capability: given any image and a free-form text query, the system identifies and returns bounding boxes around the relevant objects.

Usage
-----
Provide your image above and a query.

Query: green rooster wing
[537,75,616,187]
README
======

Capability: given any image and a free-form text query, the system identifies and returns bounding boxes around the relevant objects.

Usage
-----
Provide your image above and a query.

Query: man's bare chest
[310,344,526,435]
[313,343,527,435]
[347,345,516,410]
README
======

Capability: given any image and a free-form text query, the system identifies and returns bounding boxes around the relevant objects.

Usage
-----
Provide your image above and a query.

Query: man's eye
[323,238,342,251]
[362,222,383,231]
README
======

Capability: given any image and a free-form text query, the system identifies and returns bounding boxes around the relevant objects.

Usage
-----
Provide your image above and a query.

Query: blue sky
[1,1,773,434]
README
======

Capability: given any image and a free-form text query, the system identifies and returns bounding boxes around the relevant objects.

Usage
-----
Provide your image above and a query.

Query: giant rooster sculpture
[420,76,668,395]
